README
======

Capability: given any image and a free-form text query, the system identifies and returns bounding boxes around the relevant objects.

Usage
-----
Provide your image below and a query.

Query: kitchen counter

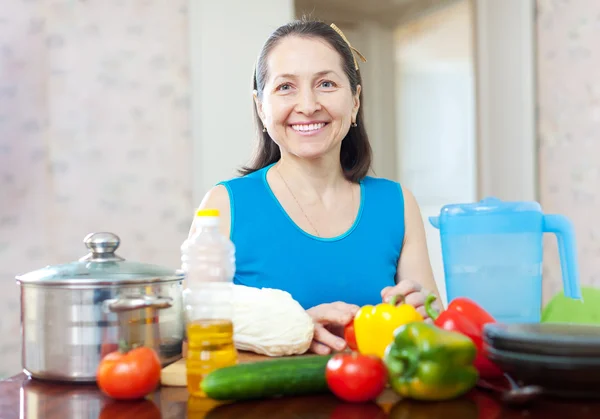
[1,371,599,419]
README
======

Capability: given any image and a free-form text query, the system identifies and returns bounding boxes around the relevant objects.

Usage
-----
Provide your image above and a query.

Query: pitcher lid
[439,197,542,217]
[16,232,183,286]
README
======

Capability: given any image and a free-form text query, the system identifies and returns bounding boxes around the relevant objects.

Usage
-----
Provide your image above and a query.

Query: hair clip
[330,23,367,70]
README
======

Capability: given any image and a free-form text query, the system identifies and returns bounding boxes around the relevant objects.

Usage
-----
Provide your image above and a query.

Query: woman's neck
[275,153,348,203]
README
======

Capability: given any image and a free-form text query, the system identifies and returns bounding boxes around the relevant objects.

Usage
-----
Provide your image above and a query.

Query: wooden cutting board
[160,351,297,387]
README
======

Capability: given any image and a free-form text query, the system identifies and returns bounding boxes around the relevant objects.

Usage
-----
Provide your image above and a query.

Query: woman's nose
[295,89,321,115]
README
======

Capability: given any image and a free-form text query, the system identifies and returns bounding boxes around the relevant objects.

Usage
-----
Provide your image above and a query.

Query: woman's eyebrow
[273,70,339,80]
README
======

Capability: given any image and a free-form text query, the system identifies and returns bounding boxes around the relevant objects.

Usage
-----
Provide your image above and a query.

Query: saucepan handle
[106,295,173,313]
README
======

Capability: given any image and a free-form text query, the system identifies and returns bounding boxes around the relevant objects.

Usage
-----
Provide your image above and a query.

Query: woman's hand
[381,279,442,321]
[306,302,359,355]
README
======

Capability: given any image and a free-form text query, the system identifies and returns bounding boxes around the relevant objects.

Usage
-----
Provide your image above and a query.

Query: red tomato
[325,352,387,403]
[96,346,162,400]
[344,320,358,351]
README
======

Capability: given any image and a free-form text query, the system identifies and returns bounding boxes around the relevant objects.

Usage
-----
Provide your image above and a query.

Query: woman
[193,19,441,355]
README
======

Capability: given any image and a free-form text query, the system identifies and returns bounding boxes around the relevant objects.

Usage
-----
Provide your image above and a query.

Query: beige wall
[537,0,600,299]
[0,0,192,378]
[0,0,293,379]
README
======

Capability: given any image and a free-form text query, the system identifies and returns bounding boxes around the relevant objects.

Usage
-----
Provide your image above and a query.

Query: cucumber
[201,354,334,401]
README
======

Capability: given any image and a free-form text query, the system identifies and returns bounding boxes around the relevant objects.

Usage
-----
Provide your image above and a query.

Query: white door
[394,1,477,306]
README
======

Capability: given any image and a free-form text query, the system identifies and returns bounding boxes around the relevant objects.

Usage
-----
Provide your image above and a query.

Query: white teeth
[291,123,325,132]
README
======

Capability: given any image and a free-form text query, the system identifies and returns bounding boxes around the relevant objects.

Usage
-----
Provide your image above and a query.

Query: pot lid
[16,232,183,286]
[483,323,600,358]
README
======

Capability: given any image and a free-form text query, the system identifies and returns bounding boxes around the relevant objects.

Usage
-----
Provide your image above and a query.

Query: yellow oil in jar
[186,319,238,398]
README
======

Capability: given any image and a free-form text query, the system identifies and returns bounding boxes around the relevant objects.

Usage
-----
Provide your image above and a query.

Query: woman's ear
[352,85,361,122]
[253,89,266,125]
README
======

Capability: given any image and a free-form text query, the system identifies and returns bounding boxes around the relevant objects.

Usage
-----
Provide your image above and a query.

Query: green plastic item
[542,287,600,325]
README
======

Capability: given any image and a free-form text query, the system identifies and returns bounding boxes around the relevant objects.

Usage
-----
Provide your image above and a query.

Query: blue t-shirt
[218,163,405,309]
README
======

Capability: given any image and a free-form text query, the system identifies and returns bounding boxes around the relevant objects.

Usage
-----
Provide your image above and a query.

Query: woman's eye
[277,83,292,91]
[320,81,336,88]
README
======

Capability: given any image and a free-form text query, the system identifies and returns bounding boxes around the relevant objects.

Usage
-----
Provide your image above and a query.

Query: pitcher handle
[543,214,582,300]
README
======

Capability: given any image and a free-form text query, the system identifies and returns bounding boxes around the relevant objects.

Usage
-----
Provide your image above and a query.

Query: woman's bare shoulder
[189,184,232,238]
[200,184,230,210]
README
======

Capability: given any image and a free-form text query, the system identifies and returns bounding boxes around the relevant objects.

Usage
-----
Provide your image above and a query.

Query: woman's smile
[290,121,329,136]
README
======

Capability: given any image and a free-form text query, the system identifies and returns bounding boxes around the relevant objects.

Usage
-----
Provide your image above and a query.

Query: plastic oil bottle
[181,208,238,398]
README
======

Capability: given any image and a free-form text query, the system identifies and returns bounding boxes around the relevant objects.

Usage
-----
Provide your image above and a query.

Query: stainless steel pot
[16,232,185,382]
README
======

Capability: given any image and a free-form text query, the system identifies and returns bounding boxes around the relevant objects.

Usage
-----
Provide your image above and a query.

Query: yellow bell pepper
[353,295,423,359]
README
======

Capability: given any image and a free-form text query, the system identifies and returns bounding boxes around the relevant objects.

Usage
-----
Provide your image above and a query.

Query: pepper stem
[118,339,131,354]
[424,294,440,320]
[388,294,404,306]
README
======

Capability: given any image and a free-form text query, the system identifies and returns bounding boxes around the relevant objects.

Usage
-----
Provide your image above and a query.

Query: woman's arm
[396,185,440,297]
[188,185,232,239]
[380,185,442,316]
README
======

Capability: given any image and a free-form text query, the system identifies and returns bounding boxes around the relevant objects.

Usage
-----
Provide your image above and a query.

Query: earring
[351,121,358,128]
[262,127,267,132]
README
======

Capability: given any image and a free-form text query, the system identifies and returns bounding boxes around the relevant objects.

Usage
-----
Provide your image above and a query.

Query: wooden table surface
[1,370,600,419]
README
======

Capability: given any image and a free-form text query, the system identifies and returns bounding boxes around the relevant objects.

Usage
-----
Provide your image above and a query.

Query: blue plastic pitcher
[429,197,581,324]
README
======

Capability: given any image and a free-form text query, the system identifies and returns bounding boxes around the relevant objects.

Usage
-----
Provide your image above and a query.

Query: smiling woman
[191,18,441,356]
[252,36,362,169]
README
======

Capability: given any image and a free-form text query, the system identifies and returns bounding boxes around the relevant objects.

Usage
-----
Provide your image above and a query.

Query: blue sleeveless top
[218,164,405,310]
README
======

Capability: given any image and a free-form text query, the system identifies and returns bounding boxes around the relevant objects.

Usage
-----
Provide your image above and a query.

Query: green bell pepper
[383,322,479,401]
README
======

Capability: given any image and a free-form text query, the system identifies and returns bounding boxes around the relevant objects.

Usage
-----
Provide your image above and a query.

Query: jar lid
[16,232,183,286]
[483,323,600,358]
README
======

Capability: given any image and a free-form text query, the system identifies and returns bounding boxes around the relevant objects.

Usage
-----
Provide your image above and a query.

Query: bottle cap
[196,209,219,217]
[194,208,220,228]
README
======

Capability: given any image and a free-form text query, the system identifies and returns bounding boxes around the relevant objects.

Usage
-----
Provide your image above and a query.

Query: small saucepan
[16,232,185,382]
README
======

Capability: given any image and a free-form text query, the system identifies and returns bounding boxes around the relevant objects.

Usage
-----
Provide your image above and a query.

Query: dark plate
[483,322,600,357]
[486,345,600,399]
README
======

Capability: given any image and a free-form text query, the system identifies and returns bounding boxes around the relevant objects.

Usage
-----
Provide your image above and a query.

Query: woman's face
[255,36,361,161]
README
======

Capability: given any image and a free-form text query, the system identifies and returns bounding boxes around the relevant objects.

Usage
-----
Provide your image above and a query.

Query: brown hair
[239,18,373,183]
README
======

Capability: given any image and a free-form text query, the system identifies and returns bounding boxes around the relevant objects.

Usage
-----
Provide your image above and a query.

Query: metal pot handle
[107,295,173,313]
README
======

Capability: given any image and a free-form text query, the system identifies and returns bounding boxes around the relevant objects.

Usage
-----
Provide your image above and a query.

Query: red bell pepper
[344,319,358,351]
[425,295,503,379]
